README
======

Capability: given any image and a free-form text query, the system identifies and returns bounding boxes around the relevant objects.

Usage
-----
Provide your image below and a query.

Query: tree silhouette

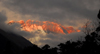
[97,10,100,19]
[42,44,50,50]
[23,45,42,54]
[50,47,58,54]
[57,9,100,54]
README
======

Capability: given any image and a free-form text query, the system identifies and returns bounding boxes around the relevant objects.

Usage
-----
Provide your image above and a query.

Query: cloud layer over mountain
[0,0,100,47]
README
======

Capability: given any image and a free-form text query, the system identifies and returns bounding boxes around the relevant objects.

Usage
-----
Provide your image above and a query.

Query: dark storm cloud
[2,0,100,25]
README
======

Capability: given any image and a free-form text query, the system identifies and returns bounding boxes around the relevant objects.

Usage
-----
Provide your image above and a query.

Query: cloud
[0,11,84,47]
[0,0,99,47]
[0,11,7,30]
[38,32,85,47]
[1,0,100,28]
[0,10,33,38]
[2,0,100,18]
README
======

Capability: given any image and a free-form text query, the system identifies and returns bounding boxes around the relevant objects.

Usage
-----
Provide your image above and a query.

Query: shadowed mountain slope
[0,29,33,54]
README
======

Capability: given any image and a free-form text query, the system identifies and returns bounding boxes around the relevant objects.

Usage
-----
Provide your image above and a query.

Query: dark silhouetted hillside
[0,29,33,54]
[0,29,33,48]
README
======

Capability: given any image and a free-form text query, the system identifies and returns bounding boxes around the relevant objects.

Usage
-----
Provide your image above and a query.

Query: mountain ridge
[0,29,33,48]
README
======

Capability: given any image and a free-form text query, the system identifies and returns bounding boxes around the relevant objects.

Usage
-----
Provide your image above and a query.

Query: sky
[0,0,100,47]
